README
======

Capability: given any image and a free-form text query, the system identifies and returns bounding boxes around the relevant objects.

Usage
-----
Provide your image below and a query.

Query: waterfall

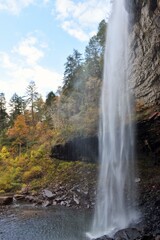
[87,0,139,238]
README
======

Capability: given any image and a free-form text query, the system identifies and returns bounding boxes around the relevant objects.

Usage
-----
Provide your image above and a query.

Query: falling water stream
[87,0,138,239]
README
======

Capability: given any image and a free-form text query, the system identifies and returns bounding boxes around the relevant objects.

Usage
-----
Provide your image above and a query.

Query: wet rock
[155,235,160,240]
[140,235,155,240]
[0,196,13,205]
[95,236,113,240]
[25,195,35,202]
[55,196,65,203]
[114,228,142,240]
[154,200,160,207]
[14,194,25,201]
[135,178,141,183]
[33,200,43,206]
[52,201,57,206]
[82,189,89,196]
[42,189,55,199]
[73,194,80,205]
[66,201,71,207]
[42,200,51,207]
[157,0,160,10]
[60,201,66,206]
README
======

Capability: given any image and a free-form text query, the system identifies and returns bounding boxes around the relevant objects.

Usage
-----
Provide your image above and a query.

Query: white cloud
[62,20,90,42]
[43,0,50,3]
[0,0,35,15]
[0,36,63,102]
[0,0,49,15]
[54,0,111,41]
[13,36,44,65]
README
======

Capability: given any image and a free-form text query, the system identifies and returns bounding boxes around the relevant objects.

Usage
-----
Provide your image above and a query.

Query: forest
[0,20,106,193]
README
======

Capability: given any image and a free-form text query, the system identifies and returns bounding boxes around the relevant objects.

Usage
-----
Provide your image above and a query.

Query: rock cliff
[129,0,160,117]
[51,136,98,162]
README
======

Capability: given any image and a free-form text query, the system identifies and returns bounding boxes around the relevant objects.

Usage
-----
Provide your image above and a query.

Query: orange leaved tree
[7,115,29,156]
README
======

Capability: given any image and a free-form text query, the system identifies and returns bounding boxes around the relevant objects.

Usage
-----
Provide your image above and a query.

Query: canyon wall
[129,0,160,117]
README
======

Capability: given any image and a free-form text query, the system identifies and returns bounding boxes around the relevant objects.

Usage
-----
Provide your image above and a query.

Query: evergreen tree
[0,93,8,133]
[85,35,101,77]
[97,19,107,51]
[85,19,107,78]
[9,93,26,125]
[26,81,39,124]
[63,49,83,94]
[97,19,107,74]
[44,92,58,128]
[45,91,57,107]
[34,96,45,122]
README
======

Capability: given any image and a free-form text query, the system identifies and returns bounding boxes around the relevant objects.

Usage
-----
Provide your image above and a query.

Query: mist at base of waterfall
[87,0,139,238]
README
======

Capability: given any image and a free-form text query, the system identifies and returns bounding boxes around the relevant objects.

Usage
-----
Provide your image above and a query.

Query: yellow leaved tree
[7,115,29,155]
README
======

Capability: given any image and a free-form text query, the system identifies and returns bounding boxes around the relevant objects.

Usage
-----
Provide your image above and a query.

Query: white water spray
[87,0,138,239]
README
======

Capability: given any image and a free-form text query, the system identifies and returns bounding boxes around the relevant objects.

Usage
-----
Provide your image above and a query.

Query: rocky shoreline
[0,183,96,209]
[13,185,96,209]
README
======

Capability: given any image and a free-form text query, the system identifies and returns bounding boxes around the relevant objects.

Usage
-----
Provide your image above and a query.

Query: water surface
[0,204,92,240]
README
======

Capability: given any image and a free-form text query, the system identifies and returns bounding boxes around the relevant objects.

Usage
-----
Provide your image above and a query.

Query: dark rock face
[51,136,98,162]
[128,0,160,114]
[137,112,160,163]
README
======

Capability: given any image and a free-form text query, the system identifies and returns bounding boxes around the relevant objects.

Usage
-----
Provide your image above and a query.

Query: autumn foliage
[7,115,29,143]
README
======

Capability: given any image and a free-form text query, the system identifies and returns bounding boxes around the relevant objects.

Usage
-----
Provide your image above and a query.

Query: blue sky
[0,0,110,103]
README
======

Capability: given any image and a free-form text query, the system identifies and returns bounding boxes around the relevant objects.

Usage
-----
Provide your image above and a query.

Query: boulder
[114,228,142,240]
[0,196,13,205]
[42,189,55,199]
[155,235,160,240]
[73,194,80,205]
[14,194,25,201]
[95,228,143,240]
[52,200,57,206]
[25,195,35,202]
[42,200,51,207]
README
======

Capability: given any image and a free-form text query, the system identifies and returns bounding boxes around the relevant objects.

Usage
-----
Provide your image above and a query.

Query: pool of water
[0,204,93,240]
